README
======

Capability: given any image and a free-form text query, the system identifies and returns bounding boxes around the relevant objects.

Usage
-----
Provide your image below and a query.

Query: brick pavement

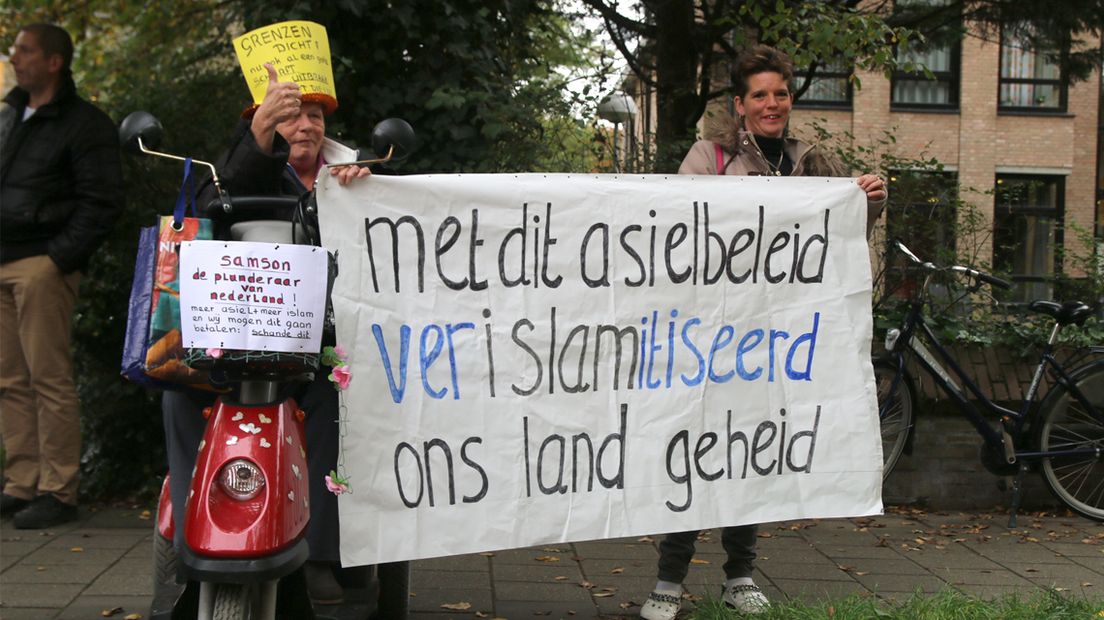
[1,505,1101,619]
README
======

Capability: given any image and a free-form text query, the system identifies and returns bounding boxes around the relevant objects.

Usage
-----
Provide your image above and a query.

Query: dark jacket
[0,77,124,273]
[198,120,379,239]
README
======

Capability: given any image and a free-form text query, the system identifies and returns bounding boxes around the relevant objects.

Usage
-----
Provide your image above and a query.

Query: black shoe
[0,493,30,517]
[13,495,78,529]
[304,561,345,605]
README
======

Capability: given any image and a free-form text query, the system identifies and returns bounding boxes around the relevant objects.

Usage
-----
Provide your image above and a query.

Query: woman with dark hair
[640,45,886,620]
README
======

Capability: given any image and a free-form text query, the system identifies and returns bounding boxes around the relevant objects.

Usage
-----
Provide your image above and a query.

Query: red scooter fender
[184,398,310,557]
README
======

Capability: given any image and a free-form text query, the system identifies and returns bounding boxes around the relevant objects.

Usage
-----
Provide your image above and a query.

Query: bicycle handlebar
[893,239,1012,290]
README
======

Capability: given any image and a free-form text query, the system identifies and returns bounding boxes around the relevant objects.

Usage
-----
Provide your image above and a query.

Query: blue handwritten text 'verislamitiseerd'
[370,311,820,404]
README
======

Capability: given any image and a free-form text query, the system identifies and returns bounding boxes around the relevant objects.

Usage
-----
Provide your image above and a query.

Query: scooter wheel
[212,584,250,620]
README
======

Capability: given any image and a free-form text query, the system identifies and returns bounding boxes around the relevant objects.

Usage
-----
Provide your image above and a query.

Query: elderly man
[0,23,123,529]
[161,63,369,605]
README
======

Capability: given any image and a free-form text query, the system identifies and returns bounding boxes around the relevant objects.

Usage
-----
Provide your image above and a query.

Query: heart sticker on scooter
[291,464,300,479]
[299,447,306,459]
[232,412,244,421]
[239,423,261,434]
[226,436,239,445]
[260,438,271,448]
[198,440,205,451]
[288,491,295,502]
[259,414,272,424]
[286,435,293,445]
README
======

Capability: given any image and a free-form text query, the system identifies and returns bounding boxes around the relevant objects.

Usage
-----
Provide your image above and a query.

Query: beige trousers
[0,255,82,505]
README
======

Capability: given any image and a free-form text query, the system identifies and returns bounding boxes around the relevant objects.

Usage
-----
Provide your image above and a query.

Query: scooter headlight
[219,459,265,500]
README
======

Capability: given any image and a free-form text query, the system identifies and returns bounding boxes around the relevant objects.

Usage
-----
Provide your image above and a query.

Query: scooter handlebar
[205,196,302,218]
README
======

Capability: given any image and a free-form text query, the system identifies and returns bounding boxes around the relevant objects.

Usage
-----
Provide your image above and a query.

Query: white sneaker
[722,583,768,614]
[640,591,682,620]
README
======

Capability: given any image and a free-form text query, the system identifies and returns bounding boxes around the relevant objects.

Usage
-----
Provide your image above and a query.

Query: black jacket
[197,120,307,225]
[0,77,124,273]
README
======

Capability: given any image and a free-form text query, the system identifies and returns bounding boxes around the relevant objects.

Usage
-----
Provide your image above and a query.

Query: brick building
[618,22,1102,304]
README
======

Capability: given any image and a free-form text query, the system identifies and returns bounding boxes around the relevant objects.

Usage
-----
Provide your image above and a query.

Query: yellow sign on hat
[233,20,337,114]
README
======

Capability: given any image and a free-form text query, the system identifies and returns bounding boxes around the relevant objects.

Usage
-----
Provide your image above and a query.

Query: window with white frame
[891,0,961,109]
[793,60,852,108]
[999,22,1067,112]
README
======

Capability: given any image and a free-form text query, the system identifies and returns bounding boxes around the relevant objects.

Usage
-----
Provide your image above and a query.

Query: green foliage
[236,0,605,174]
[690,589,1104,620]
[2,0,606,500]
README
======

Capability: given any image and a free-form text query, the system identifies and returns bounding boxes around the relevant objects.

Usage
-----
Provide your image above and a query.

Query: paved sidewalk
[1,505,1101,619]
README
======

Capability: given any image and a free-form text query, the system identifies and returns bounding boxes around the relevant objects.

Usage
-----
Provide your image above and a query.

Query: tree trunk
[650,0,704,172]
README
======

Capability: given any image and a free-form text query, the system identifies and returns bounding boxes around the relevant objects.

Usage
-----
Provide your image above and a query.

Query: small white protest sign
[179,240,329,352]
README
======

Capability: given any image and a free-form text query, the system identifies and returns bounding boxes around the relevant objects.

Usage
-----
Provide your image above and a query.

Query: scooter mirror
[119,111,164,155]
[370,118,416,162]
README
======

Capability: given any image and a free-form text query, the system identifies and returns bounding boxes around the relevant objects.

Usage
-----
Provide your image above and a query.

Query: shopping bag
[142,159,216,386]
[119,225,176,389]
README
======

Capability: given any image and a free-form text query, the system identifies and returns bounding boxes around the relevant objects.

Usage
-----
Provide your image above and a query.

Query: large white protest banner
[316,173,882,567]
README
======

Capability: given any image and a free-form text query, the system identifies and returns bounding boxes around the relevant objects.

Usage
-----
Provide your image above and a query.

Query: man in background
[0,23,123,529]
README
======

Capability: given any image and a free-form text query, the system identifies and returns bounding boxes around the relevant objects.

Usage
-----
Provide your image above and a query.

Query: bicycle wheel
[874,358,915,480]
[1036,361,1104,522]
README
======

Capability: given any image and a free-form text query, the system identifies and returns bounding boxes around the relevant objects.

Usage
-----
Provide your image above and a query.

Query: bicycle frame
[882,272,1104,465]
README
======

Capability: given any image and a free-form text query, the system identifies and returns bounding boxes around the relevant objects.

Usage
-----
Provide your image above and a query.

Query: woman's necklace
[765,150,784,176]
[750,133,786,176]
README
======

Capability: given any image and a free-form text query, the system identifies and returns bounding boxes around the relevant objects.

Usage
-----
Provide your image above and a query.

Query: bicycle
[874,239,1104,525]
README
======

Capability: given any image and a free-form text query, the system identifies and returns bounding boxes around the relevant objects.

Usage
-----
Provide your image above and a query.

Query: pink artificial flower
[332,344,347,360]
[325,473,349,495]
[329,364,352,390]
[206,348,223,359]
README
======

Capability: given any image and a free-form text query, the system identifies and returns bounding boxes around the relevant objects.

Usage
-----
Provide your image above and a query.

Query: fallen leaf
[480,552,496,557]
[579,580,595,589]
[757,532,774,538]
[554,575,569,581]
[71,547,84,553]
[101,608,124,618]
[535,555,560,562]
[440,602,472,611]
[610,567,624,574]
[593,592,615,598]
[690,558,710,565]
[475,612,488,618]
[139,510,151,520]
[124,615,142,620]
[638,536,654,542]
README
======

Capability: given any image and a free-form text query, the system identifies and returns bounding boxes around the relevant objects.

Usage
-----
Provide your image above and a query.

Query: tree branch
[580,0,654,37]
